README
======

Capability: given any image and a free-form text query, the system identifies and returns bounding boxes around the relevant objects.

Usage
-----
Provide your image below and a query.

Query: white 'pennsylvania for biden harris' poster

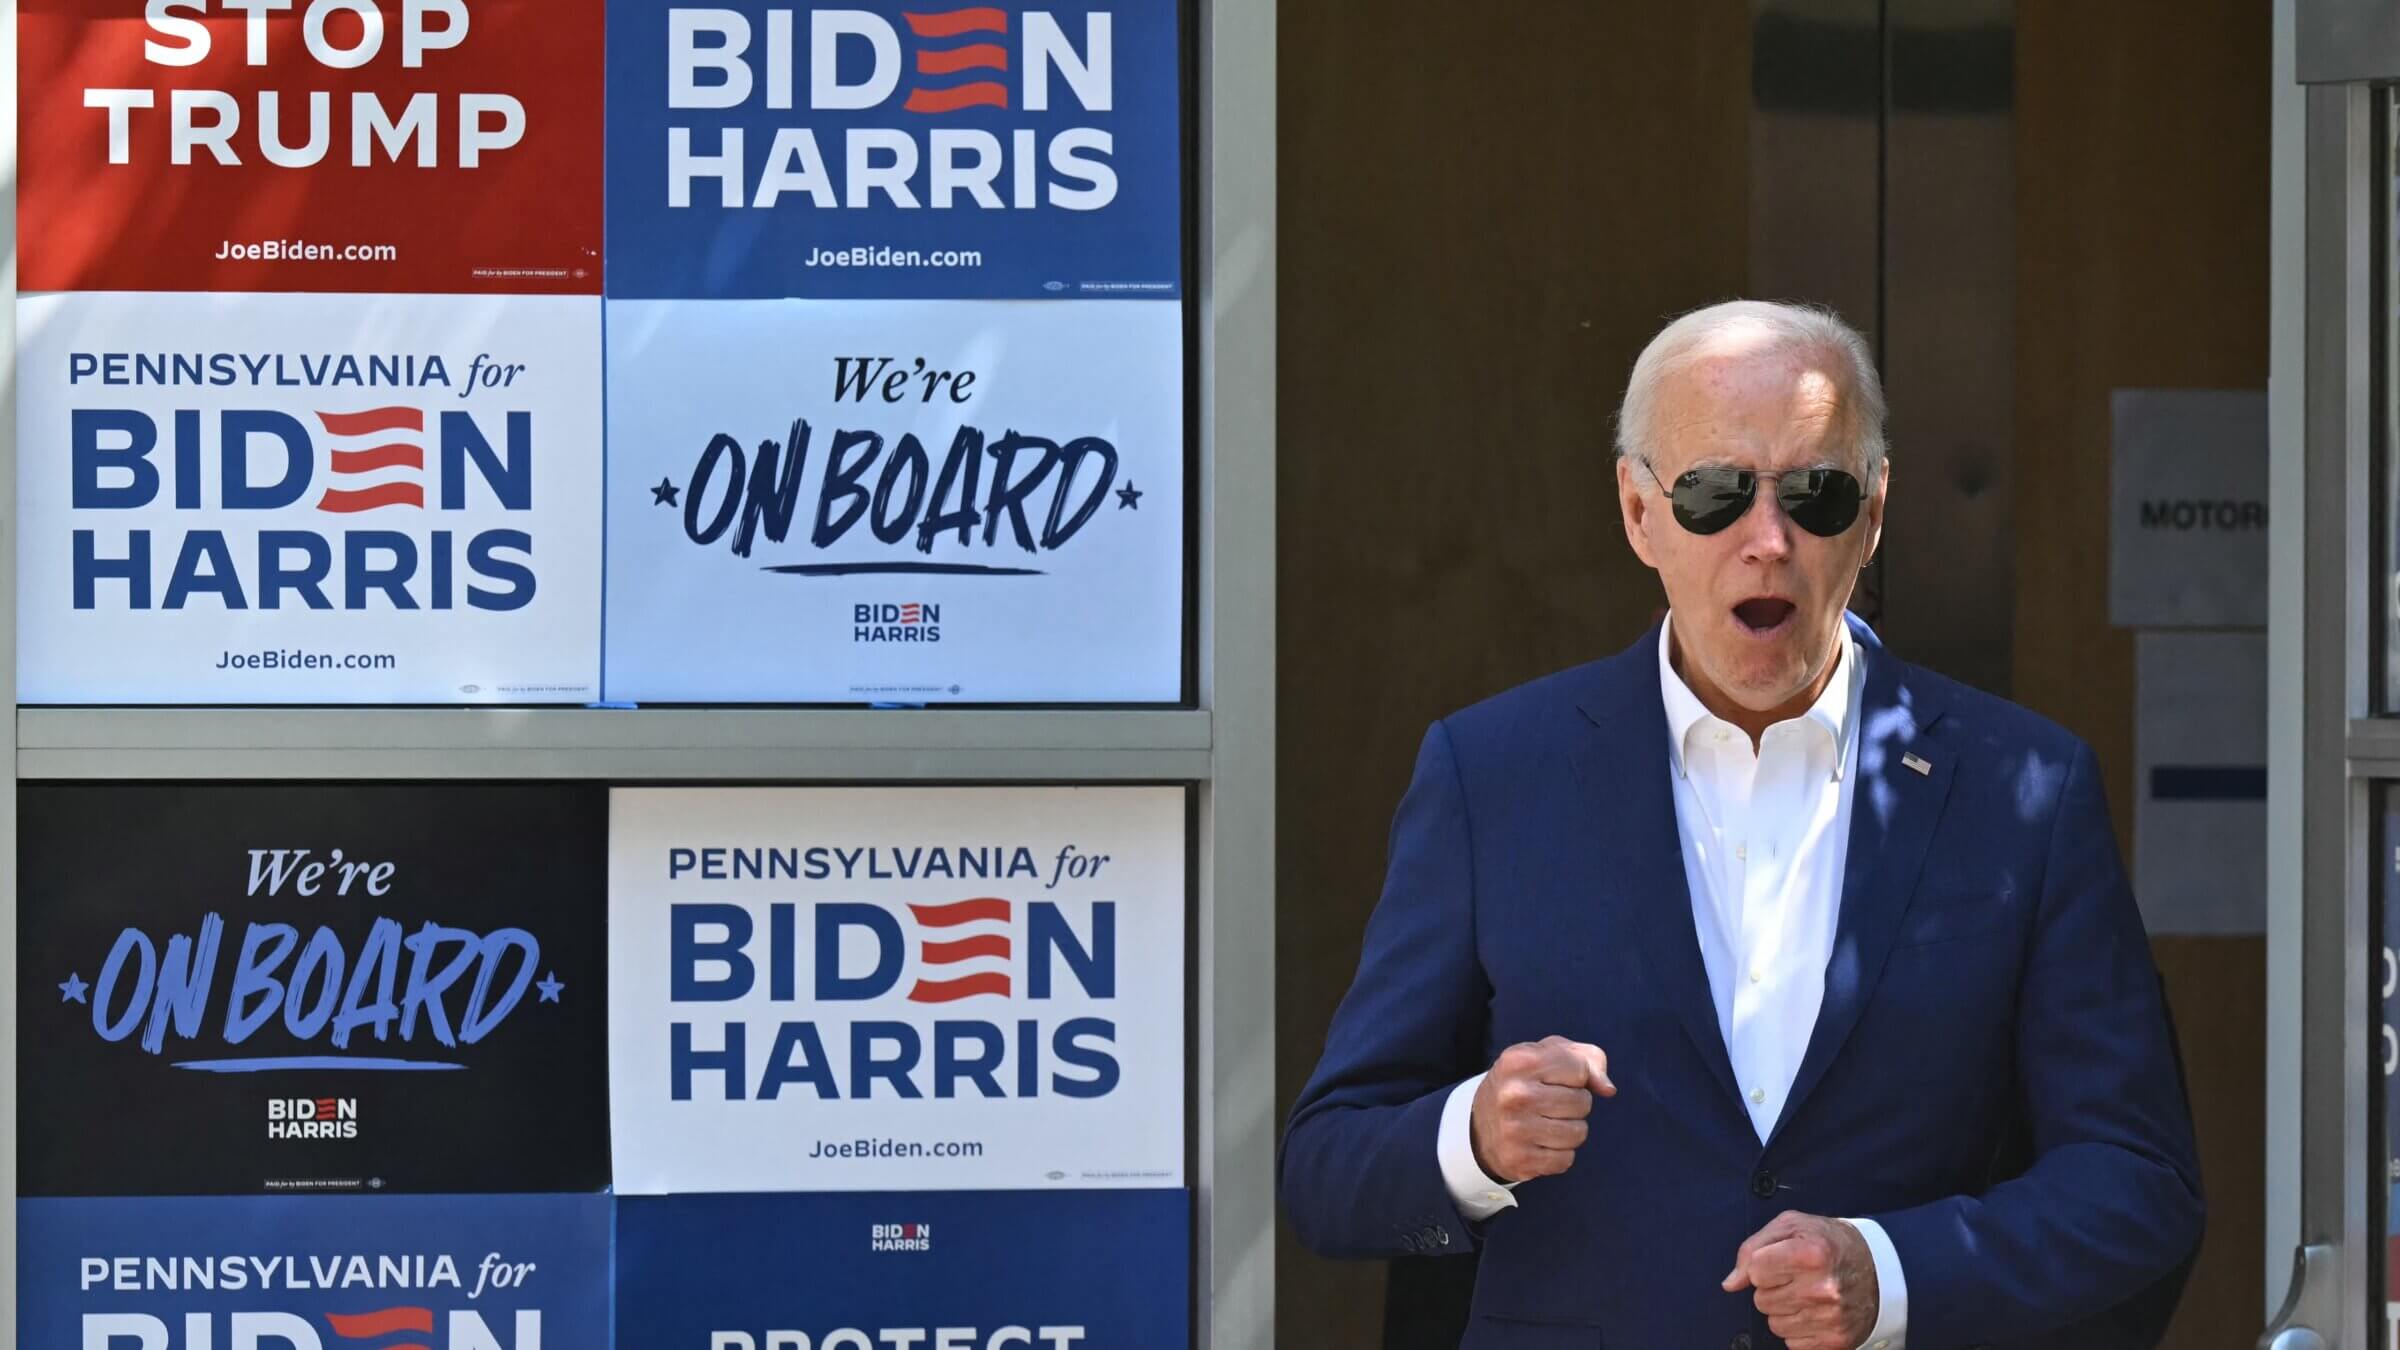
[602,300,1183,701]
[17,293,603,703]
[607,786,1187,1193]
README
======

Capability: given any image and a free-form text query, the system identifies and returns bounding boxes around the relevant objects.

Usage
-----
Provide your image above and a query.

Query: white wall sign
[603,300,1184,702]
[17,292,602,703]
[609,786,1187,1193]
[2134,630,2267,935]
[2109,388,2269,628]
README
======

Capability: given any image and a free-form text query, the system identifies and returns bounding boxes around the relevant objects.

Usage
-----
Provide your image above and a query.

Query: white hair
[1613,300,1888,481]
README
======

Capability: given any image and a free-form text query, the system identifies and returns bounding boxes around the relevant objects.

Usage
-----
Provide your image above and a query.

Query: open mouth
[1732,598,1797,635]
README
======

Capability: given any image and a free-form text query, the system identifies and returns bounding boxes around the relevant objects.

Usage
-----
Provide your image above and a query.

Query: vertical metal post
[1197,0,1276,1345]
[2266,0,2308,1317]
[3,0,24,1337]
[2277,79,2375,1346]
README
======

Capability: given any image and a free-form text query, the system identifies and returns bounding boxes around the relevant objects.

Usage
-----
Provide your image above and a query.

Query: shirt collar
[1657,611,1859,781]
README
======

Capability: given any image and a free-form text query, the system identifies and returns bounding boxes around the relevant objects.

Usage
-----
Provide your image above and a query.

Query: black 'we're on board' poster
[18,782,609,1195]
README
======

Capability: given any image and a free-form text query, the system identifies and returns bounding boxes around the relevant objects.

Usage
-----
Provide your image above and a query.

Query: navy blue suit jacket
[1281,618,2203,1349]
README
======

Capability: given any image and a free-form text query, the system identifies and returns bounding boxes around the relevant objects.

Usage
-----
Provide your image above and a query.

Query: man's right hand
[1469,1035,1616,1183]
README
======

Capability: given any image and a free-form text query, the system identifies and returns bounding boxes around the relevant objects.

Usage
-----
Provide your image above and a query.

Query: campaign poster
[20,1193,611,1348]
[617,1190,1189,1349]
[609,787,1186,1193]
[603,300,1182,703]
[18,292,602,704]
[606,0,1181,301]
[19,783,609,1196]
[20,0,603,295]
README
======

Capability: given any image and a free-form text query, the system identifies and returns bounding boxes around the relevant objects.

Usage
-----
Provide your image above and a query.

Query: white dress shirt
[1435,614,1908,1347]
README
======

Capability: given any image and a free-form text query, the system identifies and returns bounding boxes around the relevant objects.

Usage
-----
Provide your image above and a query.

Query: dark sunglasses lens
[1670,469,1754,535]
[1778,469,1864,536]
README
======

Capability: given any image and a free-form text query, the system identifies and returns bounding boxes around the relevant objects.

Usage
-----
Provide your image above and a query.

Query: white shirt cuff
[1437,1073,1521,1220]
[1844,1217,1908,1349]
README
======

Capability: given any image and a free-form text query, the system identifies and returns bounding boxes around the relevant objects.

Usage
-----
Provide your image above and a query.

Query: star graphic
[651,477,681,507]
[58,972,88,1004]
[537,971,565,1003]
[1116,481,1143,510]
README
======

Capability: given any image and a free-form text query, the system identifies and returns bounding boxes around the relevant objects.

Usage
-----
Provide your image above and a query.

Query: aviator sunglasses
[1632,456,1867,538]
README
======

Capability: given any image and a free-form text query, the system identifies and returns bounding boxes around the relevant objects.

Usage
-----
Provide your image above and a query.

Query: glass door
[2269,7,2400,1342]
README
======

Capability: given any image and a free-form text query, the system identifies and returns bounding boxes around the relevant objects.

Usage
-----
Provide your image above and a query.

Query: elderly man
[1280,301,2202,1349]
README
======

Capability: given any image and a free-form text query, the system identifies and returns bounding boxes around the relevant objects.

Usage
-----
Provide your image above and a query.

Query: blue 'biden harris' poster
[605,0,1182,300]
[21,1193,611,1349]
[616,1190,1189,1348]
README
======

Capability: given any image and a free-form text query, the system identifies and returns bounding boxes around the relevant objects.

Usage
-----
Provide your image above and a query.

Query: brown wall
[1275,4,1753,1344]
[2015,4,2270,1347]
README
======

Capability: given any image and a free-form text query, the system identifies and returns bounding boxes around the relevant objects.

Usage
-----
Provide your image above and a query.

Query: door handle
[2258,1243,2339,1349]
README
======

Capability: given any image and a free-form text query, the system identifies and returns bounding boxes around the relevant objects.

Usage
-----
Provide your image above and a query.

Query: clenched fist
[1469,1035,1616,1182]
[1722,1211,1879,1350]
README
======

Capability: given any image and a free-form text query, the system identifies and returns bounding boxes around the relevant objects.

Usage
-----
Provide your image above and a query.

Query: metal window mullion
[16,707,1213,753]
[15,708,1218,782]
[15,746,1215,782]
[1194,0,1275,1342]
[3,0,23,1334]
[2350,718,2400,769]
[2293,78,2375,1346]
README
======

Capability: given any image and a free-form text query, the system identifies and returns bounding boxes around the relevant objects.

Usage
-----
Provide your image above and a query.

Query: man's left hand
[1721,1211,1880,1350]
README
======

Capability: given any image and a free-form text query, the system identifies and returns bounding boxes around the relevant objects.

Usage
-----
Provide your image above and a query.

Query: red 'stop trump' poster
[20,0,603,293]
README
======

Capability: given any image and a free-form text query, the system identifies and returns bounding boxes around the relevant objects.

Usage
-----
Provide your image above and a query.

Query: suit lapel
[1767,624,1955,1147]
[1572,625,1745,1117]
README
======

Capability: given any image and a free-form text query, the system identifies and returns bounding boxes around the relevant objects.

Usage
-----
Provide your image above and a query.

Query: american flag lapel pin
[1902,752,1932,776]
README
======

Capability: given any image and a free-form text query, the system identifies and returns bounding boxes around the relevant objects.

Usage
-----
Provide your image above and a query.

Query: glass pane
[2380,792,2395,1345]
[2384,91,2400,712]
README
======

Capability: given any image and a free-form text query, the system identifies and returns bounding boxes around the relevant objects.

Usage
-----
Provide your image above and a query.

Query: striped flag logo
[325,1307,435,1350]
[314,407,426,514]
[903,8,1010,114]
[906,897,1012,1002]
